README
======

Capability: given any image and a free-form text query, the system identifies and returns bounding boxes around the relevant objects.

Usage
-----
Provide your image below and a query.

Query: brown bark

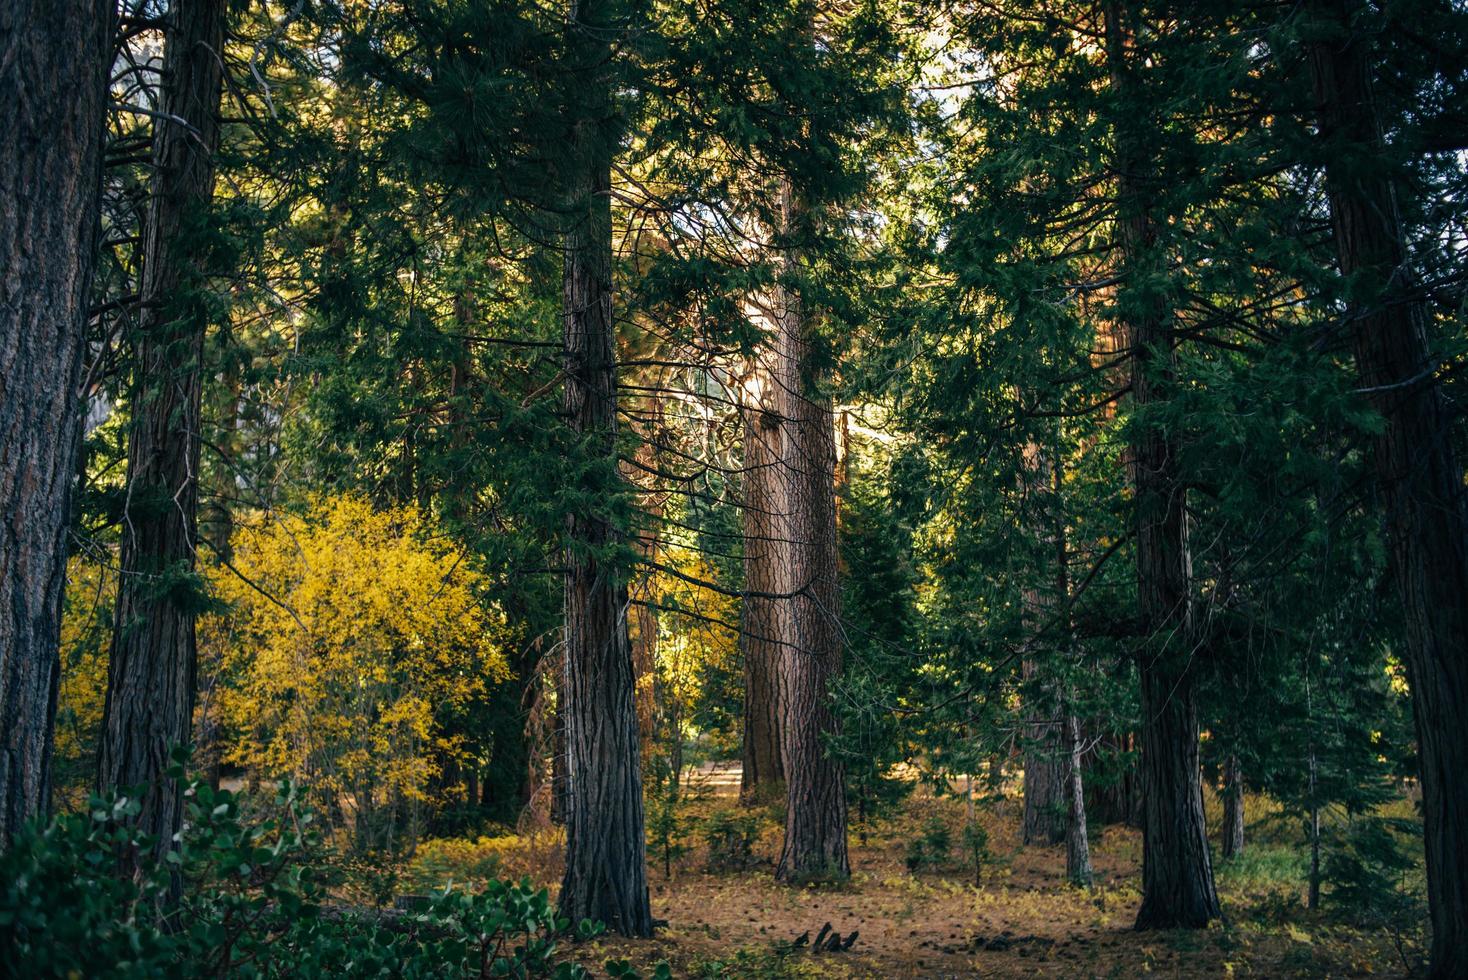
[1022,657,1066,847]
[1105,2,1220,931]
[770,182,849,884]
[739,360,786,804]
[0,0,114,841]
[1221,754,1244,860]
[555,0,651,934]
[98,0,228,868]
[1306,5,1468,971]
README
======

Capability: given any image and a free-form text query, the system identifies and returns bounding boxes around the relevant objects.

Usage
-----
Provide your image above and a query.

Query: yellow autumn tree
[202,494,511,851]
[651,545,738,771]
[53,553,115,811]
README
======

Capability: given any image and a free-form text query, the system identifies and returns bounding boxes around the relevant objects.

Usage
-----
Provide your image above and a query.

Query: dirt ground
[419,765,1422,978]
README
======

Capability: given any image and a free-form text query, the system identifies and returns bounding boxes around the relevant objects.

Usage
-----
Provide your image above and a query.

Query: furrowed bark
[1105,1,1220,930]
[1306,4,1468,969]
[98,0,228,869]
[739,349,787,804]
[0,0,114,842]
[770,181,849,884]
[556,0,652,935]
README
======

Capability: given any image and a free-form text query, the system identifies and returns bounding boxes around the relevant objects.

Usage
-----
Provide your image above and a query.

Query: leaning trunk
[555,0,651,935]
[0,0,113,841]
[1105,2,1220,930]
[1306,4,1468,971]
[771,181,849,883]
[98,0,228,869]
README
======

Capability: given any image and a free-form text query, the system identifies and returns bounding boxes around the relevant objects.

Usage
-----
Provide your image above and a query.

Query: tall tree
[771,182,849,883]
[98,0,228,867]
[556,0,653,935]
[739,354,787,803]
[1105,0,1220,929]
[0,0,114,842]
[1305,1,1468,969]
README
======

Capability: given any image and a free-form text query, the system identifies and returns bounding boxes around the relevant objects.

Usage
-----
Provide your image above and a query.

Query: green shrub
[702,808,761,873]
[904,817,953,872]
[0,773,598,978]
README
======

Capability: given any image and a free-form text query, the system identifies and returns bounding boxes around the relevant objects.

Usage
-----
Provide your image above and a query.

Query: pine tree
[0,0,114,842]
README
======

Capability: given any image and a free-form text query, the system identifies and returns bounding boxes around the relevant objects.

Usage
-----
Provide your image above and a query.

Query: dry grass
[401,776,1423,978]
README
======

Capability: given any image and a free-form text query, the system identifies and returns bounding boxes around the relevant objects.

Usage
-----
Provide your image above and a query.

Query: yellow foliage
[202,494,510,838]
[651,545,737,736]
[53,554,115,809]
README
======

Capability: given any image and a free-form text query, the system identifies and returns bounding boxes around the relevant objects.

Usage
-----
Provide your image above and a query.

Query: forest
[1,0,1466,976]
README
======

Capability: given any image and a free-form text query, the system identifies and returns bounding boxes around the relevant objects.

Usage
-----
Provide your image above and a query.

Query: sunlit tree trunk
[99,0,228,871]
[555,0,651,935]
[739,343,787,804]
[1105,1,1219,930]
[0,0,113,842]
[770,181,848,883]
[1305,4,1468,970]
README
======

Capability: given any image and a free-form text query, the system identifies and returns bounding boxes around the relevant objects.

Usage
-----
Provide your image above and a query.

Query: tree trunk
[98,0,228,870]
[770,181,849,884]
[739,375,786,804]
[555,0,651,935]
[1064,711,1093,889]
[1022,658,1066,847]
[0,0,113,841]
[1305,4,1468,971]
[1221,754,1244,860]
[1105,2,1220,931]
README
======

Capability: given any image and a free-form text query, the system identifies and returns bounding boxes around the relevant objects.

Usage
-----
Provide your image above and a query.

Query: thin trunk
[1306,4,1468,971]
[739,391,786,803]
[98,0,228,871]
[1221,754,1245,860]
[1105,2,1220,930]
[772,180,849,884]
[0,0,113,841]
[1308,749,1321,911]
[555,0,651,934]
[1065,711,1093,889]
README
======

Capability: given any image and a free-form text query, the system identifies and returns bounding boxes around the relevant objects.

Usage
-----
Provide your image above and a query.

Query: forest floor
[399,765,1424,979]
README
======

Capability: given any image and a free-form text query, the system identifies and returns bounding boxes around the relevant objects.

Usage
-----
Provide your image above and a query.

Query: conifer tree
[0,0,114,842]
[99,0,229,870]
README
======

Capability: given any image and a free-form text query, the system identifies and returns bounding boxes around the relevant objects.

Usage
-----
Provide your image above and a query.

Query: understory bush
[0,773,621,978]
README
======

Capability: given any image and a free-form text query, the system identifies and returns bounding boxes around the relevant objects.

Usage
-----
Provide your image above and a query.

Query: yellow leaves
[202,492,510,827]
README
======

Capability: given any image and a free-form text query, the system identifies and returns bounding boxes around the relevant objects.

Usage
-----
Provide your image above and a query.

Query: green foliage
[961,821,992,886]
[0,776,594,978]
[1323,817,1425,931]
[701,808,762,874]
[903,817,954,873]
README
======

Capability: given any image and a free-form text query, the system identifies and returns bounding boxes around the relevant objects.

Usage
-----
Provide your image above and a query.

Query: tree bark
[1105,1,1220,931]
[1305,4,1468,971]
[1022,658,1066,847]
[770,181,849,884]
[1221,754,1244,860]
[98,0,228,869]
[1064,711,1093,888]
[555,0,651,935]
[0,0,113,842]
[739,360,786,804]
